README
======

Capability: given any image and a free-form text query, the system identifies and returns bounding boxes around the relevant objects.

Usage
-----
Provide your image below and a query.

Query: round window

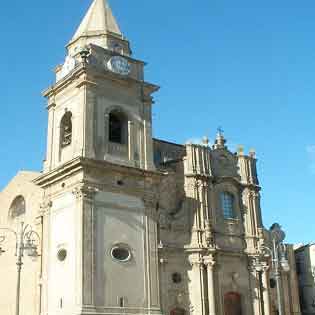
[57,249,67,262]
[111,245,131,262]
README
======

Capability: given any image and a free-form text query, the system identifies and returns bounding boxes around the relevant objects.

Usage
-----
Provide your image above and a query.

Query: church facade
[0,1,301,315]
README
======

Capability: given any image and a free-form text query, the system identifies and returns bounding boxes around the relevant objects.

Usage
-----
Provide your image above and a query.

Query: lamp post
[0,222,40,315]
[260,223,290,315]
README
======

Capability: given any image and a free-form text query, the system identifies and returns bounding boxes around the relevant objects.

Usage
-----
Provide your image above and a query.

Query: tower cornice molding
[43,65,159,99]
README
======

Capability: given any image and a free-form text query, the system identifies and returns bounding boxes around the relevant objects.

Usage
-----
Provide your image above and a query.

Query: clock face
[107,56,131,76]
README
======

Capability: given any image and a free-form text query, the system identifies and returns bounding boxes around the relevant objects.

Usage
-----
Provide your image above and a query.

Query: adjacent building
[0,1,302,314]
[295,244,315,315]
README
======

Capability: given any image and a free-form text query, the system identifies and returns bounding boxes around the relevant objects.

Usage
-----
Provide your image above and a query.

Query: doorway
[224,292,242,315]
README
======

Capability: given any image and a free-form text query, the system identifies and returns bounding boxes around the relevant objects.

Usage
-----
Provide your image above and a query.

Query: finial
[202,136,209,146]
[237,145,244,156]
[217,126,224,137]
[249,148,256,158]
[79,46,90,64]
[213,127,227,150]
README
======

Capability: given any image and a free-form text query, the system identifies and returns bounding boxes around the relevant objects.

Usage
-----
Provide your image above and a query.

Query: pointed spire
[70,0,122,44]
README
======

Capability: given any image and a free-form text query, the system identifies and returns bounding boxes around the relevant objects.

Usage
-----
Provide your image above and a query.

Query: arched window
[224,292,242,315]
[9,196,26,219]
[109,111,127,144]
[220,192,235,219]
[60,112,72,147]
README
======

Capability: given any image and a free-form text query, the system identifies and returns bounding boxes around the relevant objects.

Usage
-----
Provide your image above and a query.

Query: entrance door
[224,292,242,315]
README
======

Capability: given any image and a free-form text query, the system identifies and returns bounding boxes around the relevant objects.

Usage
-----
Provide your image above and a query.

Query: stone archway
[224,292,242,315]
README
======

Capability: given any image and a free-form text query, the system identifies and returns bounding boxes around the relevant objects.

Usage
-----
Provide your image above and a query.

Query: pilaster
[44,101,56,172]
[189,255,206,315]
[39,198,53,315]
[72,185,98,308]
[143,197,162,314]
[261,264,271,315]
[204,255,216,315]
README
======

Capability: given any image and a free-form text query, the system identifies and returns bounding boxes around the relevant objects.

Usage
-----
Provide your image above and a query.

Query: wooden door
[170,307,185,315]
[224,292,242,315]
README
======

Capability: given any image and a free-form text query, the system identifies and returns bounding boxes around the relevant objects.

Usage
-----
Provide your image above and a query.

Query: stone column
[104,113,109,157]
[248,260,262,315]
[128,120,135,164]
[72,185,98,307]
[143,119,155,170]
[262,264,271,315]
[204,255,216,315]
[189,256,206,315]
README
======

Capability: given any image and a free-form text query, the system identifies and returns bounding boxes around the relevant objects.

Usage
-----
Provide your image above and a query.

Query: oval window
[172,272,182,284]
[111,245,131,262]
[57,249,67,262]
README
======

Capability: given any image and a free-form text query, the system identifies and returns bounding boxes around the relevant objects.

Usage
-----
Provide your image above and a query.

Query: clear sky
[0,0,314,244]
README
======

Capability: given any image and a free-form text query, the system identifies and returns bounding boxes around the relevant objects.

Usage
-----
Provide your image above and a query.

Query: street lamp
[260,223,289,315]
[0,222,40,315]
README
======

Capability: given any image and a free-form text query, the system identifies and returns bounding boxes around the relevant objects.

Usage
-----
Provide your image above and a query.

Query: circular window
[57,249,67,262]
[111,245,131,262]
[172,272,182,284]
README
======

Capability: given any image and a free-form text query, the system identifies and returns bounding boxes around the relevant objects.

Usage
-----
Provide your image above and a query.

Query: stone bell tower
[35,1,162,314]
[43,0,158,173]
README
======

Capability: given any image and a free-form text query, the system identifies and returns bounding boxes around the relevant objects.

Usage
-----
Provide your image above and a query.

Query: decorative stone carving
[159,211,171,229]
[72,185,98,201]
[189,256,204,268]
[203,255,215,268]
[39,199,52,215]
[204,219,214,247]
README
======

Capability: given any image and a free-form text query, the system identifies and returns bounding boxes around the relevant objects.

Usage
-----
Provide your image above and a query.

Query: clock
[107,56,131,76]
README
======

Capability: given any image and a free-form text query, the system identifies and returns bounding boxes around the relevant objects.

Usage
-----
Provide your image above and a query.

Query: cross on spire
[217,126,224,136]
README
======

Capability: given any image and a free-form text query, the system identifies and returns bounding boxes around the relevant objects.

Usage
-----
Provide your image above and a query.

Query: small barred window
[220,192,235,219]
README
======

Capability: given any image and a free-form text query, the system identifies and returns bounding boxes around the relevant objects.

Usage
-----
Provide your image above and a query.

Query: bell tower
[36,1,162,315]
[43,0,158,173]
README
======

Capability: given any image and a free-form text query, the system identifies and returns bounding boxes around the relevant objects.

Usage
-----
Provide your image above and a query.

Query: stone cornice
[33,157,165,188]
[213,176,261,191]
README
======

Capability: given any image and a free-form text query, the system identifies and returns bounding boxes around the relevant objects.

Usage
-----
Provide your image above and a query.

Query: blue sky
[0,0,314,244]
